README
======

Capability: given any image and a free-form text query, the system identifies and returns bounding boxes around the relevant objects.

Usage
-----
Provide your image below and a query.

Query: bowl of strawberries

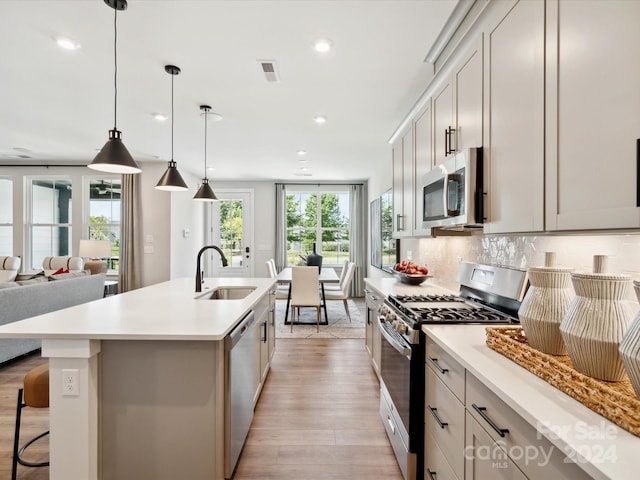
[392,260,431,285]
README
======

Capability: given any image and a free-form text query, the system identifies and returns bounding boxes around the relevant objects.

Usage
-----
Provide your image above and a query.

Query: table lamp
[79,239,111,275]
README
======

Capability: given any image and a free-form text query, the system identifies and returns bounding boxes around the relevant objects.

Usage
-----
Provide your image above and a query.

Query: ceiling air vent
[258,60,280,83]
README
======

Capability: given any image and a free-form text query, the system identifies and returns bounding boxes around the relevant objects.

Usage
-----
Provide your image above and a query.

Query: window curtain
[349,184,366,297]
[119,173,143,292]
[274,183,287,272]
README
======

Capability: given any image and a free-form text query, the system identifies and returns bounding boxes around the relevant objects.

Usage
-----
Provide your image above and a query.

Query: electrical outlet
[62,369,79,396]
[407,251,412,260]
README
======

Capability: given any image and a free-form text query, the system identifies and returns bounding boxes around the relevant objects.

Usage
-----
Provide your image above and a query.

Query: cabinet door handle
[262,320,267,343]
[428,405,448,429]
[444,127,449,157]
[449,126,456,154]
[396,214,404,231]
[472,403,509,437]
[426,468,437,480]
[428,357,449,374]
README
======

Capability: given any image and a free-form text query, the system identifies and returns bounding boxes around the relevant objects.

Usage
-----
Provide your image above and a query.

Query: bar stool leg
[12,388,24,480]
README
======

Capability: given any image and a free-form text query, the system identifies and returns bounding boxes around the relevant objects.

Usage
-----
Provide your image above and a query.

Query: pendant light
[88,0,141,174]
[155,65,188,191]
[193,105,222,201]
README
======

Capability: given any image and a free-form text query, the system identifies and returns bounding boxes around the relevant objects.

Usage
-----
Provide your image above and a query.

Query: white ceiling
[0,0,457,182]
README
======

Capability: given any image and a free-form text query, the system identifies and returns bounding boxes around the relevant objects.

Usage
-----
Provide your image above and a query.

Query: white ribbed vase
[519,265,574,355]
[560,271,633,381]
[619,281,640,398]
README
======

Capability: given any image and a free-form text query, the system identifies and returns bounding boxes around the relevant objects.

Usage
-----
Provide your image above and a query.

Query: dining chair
[323,259,349,292]
[323,262,356,322]
[265,259,289,300]
[290,266,321,332]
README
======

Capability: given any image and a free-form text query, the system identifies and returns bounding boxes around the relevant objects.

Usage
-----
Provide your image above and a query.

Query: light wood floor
[0,339,401,480]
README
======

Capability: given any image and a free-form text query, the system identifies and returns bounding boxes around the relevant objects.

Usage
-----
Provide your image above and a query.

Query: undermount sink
[196,286,256,300]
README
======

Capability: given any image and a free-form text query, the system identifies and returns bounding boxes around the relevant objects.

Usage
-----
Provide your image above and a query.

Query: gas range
[376,262,529,480]
[382,262,529,331]
[387,293,513,328]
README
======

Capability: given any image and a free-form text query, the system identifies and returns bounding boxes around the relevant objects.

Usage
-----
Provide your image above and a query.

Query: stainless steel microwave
[421,147,484,230]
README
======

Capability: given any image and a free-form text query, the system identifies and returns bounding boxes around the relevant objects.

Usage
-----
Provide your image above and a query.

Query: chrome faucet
[195,245,229,292]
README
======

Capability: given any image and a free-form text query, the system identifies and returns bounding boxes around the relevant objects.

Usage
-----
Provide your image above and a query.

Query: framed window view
[371,189,397,270]
[370,197,381,268]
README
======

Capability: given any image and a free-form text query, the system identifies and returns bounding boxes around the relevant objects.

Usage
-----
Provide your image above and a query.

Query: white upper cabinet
[483,0,545,233]
[413,101,433,236]
[392,126,414,237]
[545,0,640,230]
[433,38,483,167]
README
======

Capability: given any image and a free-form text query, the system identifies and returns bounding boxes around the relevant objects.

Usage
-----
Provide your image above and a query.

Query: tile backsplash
[401,233,640,301]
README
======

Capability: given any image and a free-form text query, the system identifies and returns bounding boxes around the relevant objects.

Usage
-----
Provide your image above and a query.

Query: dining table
[276,267,339,325]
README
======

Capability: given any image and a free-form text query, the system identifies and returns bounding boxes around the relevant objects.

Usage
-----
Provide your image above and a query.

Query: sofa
[0,272,106,364]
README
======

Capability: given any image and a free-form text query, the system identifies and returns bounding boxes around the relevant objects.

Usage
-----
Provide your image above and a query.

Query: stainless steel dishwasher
[224,310,257,479]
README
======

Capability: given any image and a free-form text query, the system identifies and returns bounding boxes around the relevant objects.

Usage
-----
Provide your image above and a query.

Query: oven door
[377,316,412,442]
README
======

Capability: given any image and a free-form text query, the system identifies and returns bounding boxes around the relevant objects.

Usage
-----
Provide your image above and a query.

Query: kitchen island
[0,276,276,480]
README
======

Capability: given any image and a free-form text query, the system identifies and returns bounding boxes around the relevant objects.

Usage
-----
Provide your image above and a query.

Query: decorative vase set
[518,252,640,398]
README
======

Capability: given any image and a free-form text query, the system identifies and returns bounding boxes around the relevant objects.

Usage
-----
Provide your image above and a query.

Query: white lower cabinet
[425,430,459,480]
[424,333,593,480]
[425,367,465,479]
[466,372,591,480]
[465,411,527,480]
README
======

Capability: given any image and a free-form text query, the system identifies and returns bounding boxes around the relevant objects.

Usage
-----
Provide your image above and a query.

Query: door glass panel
[219,199,244,267]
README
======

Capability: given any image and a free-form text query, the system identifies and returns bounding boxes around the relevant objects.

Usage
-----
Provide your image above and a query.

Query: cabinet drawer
[425,430,459,480]
[466,373,591,479]
[465,411,527,480]
[426,368,465,479]
[426,336,465,402]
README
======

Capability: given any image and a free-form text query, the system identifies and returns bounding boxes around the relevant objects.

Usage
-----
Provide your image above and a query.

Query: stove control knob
[387,313,396,322]
[396,322,407,334]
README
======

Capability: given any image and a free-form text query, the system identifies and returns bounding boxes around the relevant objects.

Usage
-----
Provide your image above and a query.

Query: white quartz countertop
[423,325,639,480]
[0,277,275,341]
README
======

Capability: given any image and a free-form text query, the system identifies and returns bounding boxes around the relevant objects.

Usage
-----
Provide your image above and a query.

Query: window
[285,187,350,267]
[219,198,244,267]
[0,177,12,256]
[28,177,72,270]
[87,178,120,272]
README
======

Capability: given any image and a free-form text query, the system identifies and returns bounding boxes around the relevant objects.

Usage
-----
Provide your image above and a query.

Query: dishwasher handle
[226,311,256,350]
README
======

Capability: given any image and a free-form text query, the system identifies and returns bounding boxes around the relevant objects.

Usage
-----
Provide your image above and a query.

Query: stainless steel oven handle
[376,316,412,358]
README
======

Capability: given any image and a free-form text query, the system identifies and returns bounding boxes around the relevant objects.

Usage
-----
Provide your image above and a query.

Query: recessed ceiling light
[207,167,215,171]
[297,149,307,156]
[313,115,327,125]
[54,35,81,51]
[153,113,168,121]
[300,167,309,172]
[313,38,333,53]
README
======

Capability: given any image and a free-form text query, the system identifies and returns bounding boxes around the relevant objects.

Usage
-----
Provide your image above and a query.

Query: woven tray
[485,326,640,437]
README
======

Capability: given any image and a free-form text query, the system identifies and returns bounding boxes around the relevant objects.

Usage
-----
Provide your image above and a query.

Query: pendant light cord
[171,72,174,161]
[204,109,208,178]
[113,6,118,130]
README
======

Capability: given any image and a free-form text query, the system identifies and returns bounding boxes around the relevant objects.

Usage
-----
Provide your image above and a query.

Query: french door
[205,189,253,278]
